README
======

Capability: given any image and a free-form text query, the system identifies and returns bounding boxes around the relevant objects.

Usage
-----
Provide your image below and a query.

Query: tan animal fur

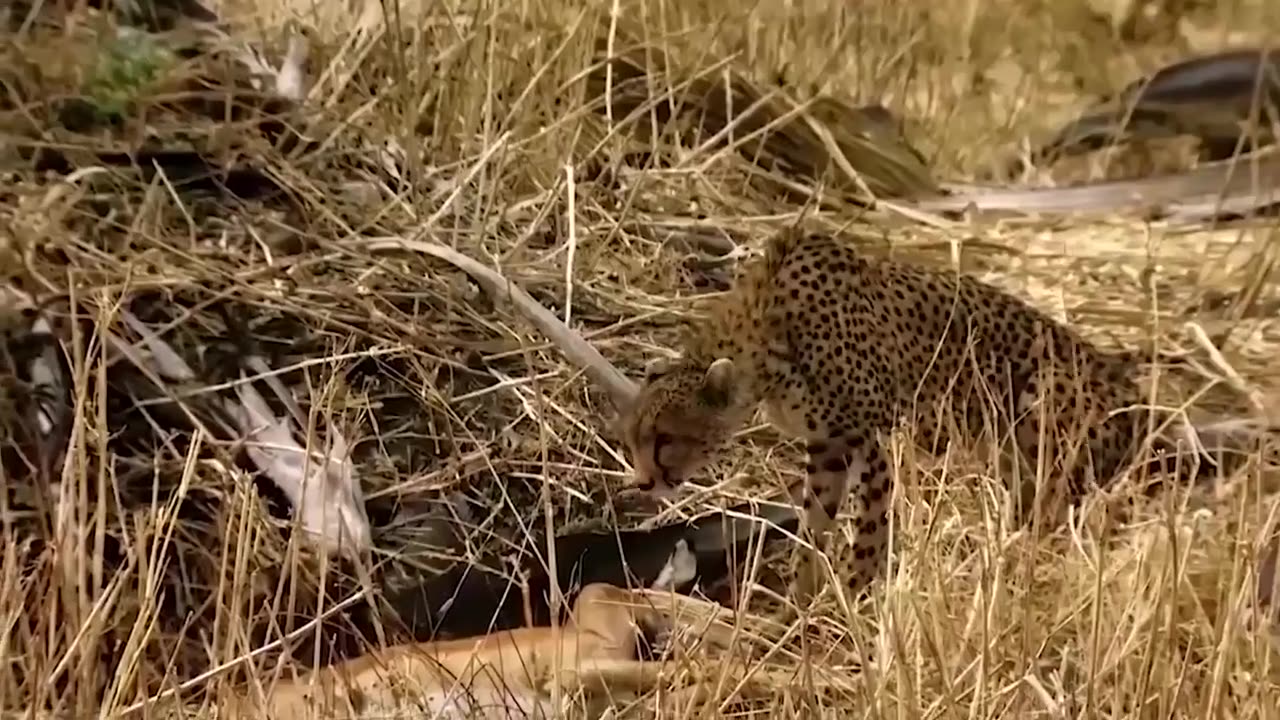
[178,542,705,719]
[617,228,1226,600]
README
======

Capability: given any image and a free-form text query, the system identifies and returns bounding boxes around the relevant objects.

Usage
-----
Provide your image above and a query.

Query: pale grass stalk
[564,163,578,328]
[5,0,1280,717]
[99,431,203,718]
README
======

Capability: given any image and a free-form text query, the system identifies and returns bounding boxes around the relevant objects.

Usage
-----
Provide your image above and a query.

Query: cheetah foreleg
[792,435,893,605]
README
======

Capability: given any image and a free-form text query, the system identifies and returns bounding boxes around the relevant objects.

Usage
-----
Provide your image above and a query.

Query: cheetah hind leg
[792,434,893,607]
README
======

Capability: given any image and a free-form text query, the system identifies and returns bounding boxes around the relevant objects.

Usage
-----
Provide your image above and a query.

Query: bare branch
[360,237,640,408]
[910,149,1280,221]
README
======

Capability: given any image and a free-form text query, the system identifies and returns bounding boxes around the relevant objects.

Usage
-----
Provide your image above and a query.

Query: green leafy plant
[82,28,175,122]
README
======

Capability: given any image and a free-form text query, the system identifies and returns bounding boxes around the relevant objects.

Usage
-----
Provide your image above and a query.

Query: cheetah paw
[792,555,829,609]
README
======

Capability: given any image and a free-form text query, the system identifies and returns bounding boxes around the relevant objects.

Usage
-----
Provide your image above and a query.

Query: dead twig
[358,236,641,408]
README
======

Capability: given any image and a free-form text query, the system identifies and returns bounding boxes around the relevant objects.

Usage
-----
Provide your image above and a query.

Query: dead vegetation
[1,0,1280,717]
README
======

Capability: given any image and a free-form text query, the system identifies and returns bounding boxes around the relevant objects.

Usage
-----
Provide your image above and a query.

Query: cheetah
[617,228,1208,599]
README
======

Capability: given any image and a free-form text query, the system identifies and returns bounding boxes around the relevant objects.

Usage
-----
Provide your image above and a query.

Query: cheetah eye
[652,432,675,463]
[653,433,673,453]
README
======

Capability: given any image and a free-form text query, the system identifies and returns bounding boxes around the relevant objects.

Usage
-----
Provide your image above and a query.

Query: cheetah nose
[635,470,678,499]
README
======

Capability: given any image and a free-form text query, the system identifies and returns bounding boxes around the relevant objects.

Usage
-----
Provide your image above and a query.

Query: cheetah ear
[644,355,678,380]
[699,357,737,406]
[605,410,629,442]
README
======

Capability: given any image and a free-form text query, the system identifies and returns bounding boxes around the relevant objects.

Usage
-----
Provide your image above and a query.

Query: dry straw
[1,0,1279,718]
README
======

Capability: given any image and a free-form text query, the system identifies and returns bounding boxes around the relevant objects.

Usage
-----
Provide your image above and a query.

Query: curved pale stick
[359,237,640,407]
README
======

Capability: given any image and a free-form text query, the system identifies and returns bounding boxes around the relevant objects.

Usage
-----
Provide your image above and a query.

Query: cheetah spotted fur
[618,228,1207,599]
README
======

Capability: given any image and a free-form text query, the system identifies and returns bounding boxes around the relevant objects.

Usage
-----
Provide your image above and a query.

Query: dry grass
[2,0,1280,717]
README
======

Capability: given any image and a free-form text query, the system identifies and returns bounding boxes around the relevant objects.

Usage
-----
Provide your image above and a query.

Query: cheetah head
[618,356,752,496]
